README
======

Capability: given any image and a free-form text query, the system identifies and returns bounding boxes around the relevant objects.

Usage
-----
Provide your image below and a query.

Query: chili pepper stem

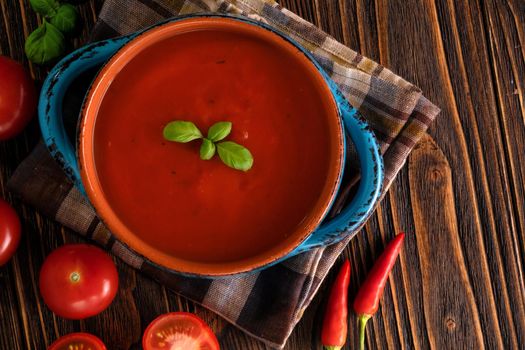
[323,346,342,350]
[358,314,372,350]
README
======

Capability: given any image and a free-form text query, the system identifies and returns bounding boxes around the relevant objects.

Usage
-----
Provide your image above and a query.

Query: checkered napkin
[7,0,440,348]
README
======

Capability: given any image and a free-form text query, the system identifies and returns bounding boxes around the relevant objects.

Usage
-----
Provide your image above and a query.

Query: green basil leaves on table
[25,0,79,64]
[163,121,203,143]
[200,139,216,160]
[24,20,65,65]
[163,120,254,171]
[29,0,60,17]
[50,4,78,33]
[207,121,232,142]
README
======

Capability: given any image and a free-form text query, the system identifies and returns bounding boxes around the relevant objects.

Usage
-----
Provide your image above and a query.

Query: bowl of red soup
[39,15,383,276]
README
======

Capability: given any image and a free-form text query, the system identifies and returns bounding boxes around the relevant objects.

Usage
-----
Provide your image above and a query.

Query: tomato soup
[92,21,342,264]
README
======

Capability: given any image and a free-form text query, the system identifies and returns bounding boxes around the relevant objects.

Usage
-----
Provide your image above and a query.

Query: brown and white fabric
[8,0,440,348]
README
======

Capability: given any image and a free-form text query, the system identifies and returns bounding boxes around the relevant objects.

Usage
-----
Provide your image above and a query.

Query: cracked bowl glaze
[39,15,383,277]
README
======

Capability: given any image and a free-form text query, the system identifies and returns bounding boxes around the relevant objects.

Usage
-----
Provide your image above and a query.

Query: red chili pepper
[353,232,405,350]
[321,259,351,350]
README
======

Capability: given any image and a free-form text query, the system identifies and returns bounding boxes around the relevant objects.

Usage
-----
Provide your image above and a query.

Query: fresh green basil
[207,121,232,142]
[217,141,254,171]
[200,138,216,160]
[163,121,203,143]
[24,21,65,65]
[163,120,253,171]
[50,4,78,34]
[29,0,59,17]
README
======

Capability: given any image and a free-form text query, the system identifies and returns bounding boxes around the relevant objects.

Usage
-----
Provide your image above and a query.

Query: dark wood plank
[480,0,525,345]
[1,0,524,349]
[409,135,484,349]
[432,0,525,347]
[0,256,26,350]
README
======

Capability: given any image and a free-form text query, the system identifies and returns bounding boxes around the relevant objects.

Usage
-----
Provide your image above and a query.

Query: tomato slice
[48,332,106,350]
[143,312,220,350]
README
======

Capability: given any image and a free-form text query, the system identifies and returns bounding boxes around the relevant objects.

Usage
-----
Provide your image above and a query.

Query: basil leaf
[30,0,59,17]
[207,121,232,142]
[200,138,216,160]
[25,21,65,65]
[50,4,78,34]
[217,141,253,171]
[163,121,202,143]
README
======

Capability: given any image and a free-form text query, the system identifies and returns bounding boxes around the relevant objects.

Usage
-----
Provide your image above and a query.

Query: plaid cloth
[8,0,440,348]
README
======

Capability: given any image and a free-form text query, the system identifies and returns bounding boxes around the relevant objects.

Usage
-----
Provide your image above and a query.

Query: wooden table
[1,0,524,349]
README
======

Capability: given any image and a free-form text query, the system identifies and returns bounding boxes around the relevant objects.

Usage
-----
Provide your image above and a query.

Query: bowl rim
[78,15,345,276]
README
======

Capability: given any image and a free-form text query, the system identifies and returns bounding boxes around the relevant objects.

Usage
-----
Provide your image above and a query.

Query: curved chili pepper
[321,259,351,350]
[353,232,405,350]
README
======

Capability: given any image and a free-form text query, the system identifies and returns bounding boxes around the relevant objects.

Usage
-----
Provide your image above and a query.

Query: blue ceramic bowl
[39,14,383,276]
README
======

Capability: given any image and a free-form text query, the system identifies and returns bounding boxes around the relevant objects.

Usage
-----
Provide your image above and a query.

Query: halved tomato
[143,312,220,350]
[48,332,106,350]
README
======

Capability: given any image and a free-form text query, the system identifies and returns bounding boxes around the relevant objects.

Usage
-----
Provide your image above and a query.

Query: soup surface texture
[93,26,338,264]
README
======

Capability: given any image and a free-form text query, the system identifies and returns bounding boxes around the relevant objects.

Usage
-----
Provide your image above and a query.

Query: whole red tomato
[48,332,106,350]
[39,244,119,319]
[0,198,21,266]
[0,56,37,140]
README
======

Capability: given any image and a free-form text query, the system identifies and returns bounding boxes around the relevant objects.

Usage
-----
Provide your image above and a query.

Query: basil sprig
[50,3,78,34]
[25,20,65,64]
[163,121,254,172]
[207,121,232,142]
[163,121,202,142]
[29,0,60,17]
[200,138,216,160]
[217,141,254,171]
[25,0,79,64]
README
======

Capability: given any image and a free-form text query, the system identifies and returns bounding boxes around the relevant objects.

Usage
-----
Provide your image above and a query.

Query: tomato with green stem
[143,312,220,350]
[39,244,119,319]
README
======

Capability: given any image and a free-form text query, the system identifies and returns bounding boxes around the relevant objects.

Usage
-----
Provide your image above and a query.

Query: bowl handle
[39,35,136,193]
[293,99,384,255]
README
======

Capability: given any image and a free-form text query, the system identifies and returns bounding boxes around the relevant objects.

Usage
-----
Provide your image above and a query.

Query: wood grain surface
[1,0,524,349]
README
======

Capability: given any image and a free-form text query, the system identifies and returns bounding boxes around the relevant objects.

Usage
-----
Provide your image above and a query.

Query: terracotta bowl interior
[79,17,344,276]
